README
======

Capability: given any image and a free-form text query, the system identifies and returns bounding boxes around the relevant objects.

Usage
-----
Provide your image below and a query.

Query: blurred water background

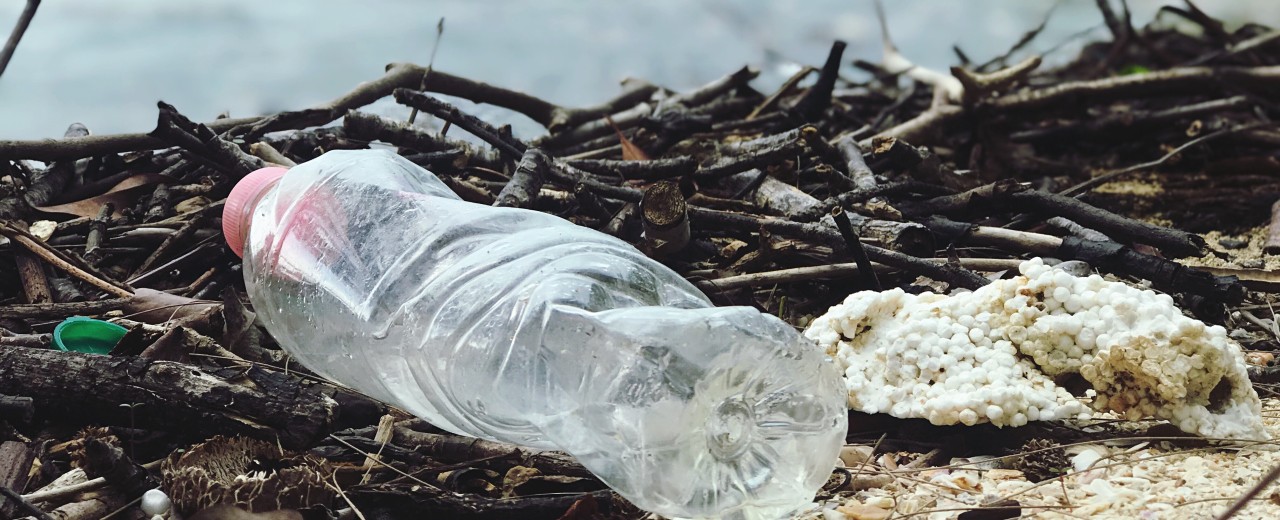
[0,0,1275,139]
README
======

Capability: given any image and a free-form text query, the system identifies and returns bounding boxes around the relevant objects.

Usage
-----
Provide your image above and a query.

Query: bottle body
[236,150,846,519]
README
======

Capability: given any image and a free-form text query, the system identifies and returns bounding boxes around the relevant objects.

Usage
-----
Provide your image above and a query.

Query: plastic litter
[222,149,847,519]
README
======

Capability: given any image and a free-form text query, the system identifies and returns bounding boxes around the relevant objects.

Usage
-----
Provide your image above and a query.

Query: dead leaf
[122,288,222,327]
[34,173,167,218]
[605,116,650,161]
[502,465,540,497]
[1247,352,1275,366]
[555,494,600,520]
[175,196,213,214]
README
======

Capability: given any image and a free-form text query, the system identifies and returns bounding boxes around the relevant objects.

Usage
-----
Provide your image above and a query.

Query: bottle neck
[232,177,282,258]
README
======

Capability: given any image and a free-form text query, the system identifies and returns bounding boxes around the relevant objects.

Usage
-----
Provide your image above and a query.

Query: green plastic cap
[53,316,128,355]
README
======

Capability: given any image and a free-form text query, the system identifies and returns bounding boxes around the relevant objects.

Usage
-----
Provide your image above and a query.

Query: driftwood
[0,348,349,450]
[0,4,1278,518]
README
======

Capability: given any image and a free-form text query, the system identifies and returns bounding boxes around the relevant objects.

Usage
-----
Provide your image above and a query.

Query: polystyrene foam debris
[805,258,1266,439]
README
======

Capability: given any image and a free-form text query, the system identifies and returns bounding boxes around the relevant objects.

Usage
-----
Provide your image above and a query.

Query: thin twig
[0,485,53,520]
[1216,462,1280,519]
[0,0,41,80]
[407,17,446,125]
[832,207,881,290]
[1058,121,1275,196]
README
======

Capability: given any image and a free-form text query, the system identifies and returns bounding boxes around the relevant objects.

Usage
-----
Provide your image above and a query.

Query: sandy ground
[800,397,1280,519]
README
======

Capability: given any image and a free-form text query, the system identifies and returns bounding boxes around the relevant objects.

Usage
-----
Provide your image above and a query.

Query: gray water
[0,0,1274,140]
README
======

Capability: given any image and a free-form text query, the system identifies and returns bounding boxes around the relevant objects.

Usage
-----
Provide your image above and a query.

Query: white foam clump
[140,488,172,516]
[804,258,1267,440]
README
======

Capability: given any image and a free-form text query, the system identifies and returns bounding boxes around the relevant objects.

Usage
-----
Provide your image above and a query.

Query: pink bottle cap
[223,166,289,257]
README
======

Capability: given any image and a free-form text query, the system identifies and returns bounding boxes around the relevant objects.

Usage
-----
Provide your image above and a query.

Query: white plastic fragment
[1072,448,1105,474]
[804,257,1268,440]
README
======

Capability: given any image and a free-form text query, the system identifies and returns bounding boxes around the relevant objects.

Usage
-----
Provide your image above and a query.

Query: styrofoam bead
[141,489,171,516]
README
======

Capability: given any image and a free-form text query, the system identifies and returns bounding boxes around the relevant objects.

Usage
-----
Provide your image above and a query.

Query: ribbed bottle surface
[238,149,846,519]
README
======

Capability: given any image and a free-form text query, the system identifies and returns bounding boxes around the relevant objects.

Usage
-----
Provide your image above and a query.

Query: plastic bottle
[222,149,846,519]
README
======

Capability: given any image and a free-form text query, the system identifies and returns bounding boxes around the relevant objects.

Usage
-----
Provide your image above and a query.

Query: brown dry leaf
[1247,352,1275,366]
[605,115,650,161]
[122,288,222,327]
[555,494,600,520]
[34,173,167,218]
[502,465,541,497]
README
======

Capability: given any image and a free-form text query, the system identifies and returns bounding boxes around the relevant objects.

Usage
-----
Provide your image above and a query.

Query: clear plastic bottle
[222,149,846,519]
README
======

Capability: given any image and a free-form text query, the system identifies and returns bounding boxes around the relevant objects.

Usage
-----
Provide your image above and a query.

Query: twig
[1013,190,1205,257]
[873,0,963,101]
[247,141,297,166]
[1011,95,1253,141]
[903,180,1207,257]
[1095,0,1130,44]
[546,78,660,133]
[21,460,163,505]
[747,66,814,120]
[834,135,876,191]
[149,102,265,177]
[494,149,549,208]
[0,58,603,160]
[791,40,847,123]
[668,65,760,108]
[393,88,527,157]
[976,1,1059,71]
[130,204,218,279]
[406,17,446,125]
[1058,121,1275,196]
[696,139,803,180]
[0,485,53,520]
[640,180,690,255]
[984,65,1280,113]
[342,111,504,170]
[923,215,1063,256]
[951,55,1042,105]
[688,206,990,289]
[798,180,953,223]
[863,80,917,136]
[82,202,114,266]
[0,0,40,80]
[0,298,131,319]
[832,207,881,290]
[1186,28,1280,66]
[1215,461,1280,520]
[695,258,1025,292]
[857,104,965,149]
[0,221,133,297]
[565,156,694,182]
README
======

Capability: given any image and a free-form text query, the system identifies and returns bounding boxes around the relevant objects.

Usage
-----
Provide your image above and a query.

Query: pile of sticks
[1,2,1279,518]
